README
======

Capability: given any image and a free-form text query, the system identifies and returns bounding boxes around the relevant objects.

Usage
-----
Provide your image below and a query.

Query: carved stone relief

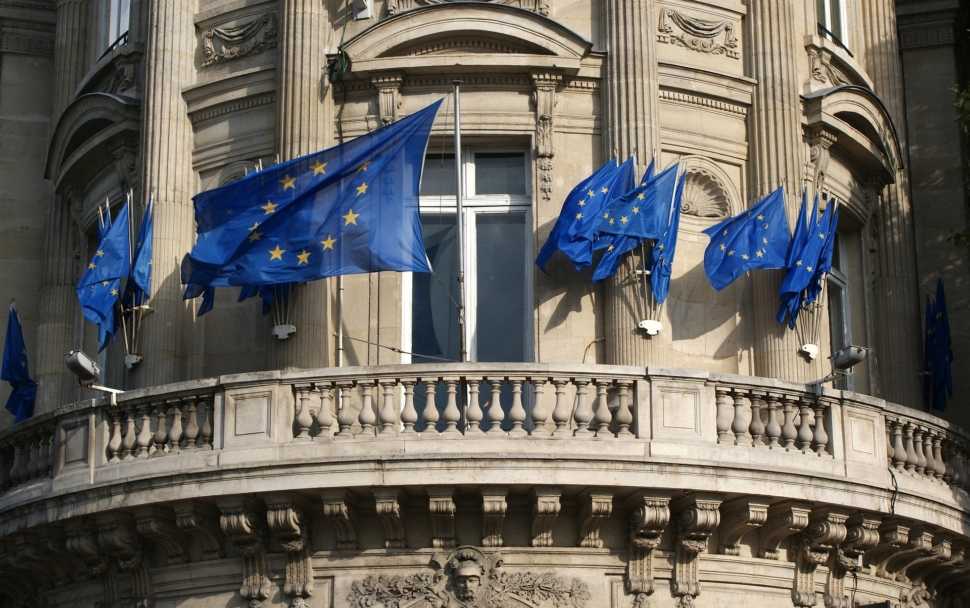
[531,72,561,203]
[657,8,739,59]
[348,546,591,608]
[678,157,737,220]
[201,13,279,67]
[387,0,550,17]
[807,47,852,89]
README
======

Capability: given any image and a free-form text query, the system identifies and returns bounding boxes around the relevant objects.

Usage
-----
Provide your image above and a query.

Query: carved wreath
[657,8,739,59]
[201,13,278,67]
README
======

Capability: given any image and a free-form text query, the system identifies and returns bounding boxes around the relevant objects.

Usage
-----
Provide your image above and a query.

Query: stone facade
[0,0,968,606]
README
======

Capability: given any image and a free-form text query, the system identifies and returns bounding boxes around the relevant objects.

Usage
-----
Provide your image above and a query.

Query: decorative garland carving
[532,72,561,203]
[201,13,278,67]
[348,546,590,608]
[387,0,550,17]
[657,8,739,59]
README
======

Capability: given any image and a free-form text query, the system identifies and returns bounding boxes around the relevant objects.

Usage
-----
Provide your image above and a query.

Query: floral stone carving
[201,13,278,67]
[657,8,739,59]
[348,546,591,607]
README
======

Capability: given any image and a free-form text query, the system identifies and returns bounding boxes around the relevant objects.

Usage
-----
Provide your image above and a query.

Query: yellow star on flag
[637,193,645,200]
[607,244,615,252]
[280,175,296,190]
[620,216,629,225]
[296,250,311,265]
[311,161,327,175]
[602,212,609,219]
[269,245,285,261]
[632,206,640,214]
[343,209,360,225]
[261,201,278,214]
[755,250,764,258]
[88,262,96,269]
[727,250,735,256]
[110,288,119,296]
[248,231,263,243]
[95,249,105,257]
[356,182,368,196]
[249,222,260,231]
[756,214,765,221]
[578,200,586,207]
[719,244,726,251]
[587,189,596,197]
[575,212,583,220]
[321,235,336,250]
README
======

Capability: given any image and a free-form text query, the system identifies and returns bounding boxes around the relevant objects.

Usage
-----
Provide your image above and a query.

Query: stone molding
[0,20,54,57]
[387,0,551,17]
[200,12,279,67]
[659,89,746,116]
[657,7,739,59]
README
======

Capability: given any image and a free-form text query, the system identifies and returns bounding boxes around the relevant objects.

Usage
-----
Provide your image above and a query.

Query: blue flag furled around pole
[2,304,36,422]
[806,202,839,306]
[77,202,131,350]
[649,172,686,304]
[702,187,790,291]
[181,100,443,310]
[924,279,954,411]
[776,195,836,328]
[129,197,153,304]
[536,159,618,271]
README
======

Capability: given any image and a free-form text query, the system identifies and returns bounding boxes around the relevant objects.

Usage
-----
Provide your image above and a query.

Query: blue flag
[776,201,836,328]
[2,305,36,422]
[806,202,839,306]
[589,158,639,281]
[130,197,153,304]
[777,192,816,327]
[181,100,442,306]
[536,159,618,271]
[924,279,953,411]
[649,172,686,304]
[77,202,131,350]
[596,163,679,240]
[703,187,790,291]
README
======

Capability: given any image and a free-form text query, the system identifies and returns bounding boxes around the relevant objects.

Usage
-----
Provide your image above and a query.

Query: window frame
[817,0,849,51]
[400,147,534,364]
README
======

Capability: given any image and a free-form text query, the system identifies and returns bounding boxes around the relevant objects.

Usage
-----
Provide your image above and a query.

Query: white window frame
[817,0,849,49]
[400,148,534,364]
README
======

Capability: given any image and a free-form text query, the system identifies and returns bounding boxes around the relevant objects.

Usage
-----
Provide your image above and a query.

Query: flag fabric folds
[776,194,834,328]
[77,201,131,350]
[181,100,443,309]
[702,187,790,291]
[924,279,954,411]
[2,304,36,422]
[595,163,679,241]
[649,172,686,304]
[128,197,153,305]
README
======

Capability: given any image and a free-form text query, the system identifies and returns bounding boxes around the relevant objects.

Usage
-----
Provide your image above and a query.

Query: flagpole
[453,80,467,363]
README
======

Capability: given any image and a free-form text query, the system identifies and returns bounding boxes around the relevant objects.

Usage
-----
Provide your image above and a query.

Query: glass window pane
[475,213,527,362]
[474,153,526,195]
[412,214,460,363]
[829,0,843,39]
[421,153,457,197]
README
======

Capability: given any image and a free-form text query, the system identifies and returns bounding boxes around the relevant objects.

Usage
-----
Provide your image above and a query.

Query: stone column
[602,0,663,366]
[745,0,823,382]
[134,0,197,387]
[860,0,923,408]
[52,0,88,117]
[270,0,333,370]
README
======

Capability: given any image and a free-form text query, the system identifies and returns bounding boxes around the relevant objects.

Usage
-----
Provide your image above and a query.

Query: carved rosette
[201,13,279,67]
[656,8,739,59]
[626,494,671,606]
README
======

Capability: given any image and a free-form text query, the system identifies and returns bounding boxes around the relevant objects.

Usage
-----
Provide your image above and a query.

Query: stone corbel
[321,489,358,550]
[12,529,74,581]
[792,508,849,608]
[805,125,838,197]
[881,527,937,582]
[531,72,561,203]
[531,487,561,547]
[718,497,769,555]
[825,513,880,608]
[64,519,108,576]
[865,521,910,577]
[578,491,613,548]
[173,501,225,560]
[95,512,151,607]
[626,493,671,608]
[265,494,314,608]
[481,488,508,548]
[672,495,721,607]
[134,506,188,565]
[761,501,811,560]
[428,488,456,549]
[111,143,139,195]
[372,74,404,125]
[923,542,968,595]
[217,497,272,608]
[374,488,407,549]
[905,535,952,585]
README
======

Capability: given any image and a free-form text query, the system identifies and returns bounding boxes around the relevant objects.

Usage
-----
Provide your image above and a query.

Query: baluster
[812,401,829,456]
[294,387,314,440]
[26,435,40,480]
[335,383,356,439]
[749,391,766,446]
[732,389,751,447]
[442,377,462,436]
[358,383,377,436]
[152,403,168,456]
[925,431,940,479]
[508,378,527,438]
[167,401,183,453]
[40,431,53,478]
[107,409,123,463]
[551,379,571,437]
[765,393,782,448]
[781,396,798,450]
[122,407,137,461]
[464,379,483,435]
[592,380,613,439]
[485,378,504,435]
[399,381,417,434]
[379,380,399,435]
[199,399,213,449]
[886,423,894,465]
[715,387,734,445]
[573,379,594,437]
[940,438,953,485]
[421,378,440,434]
[891,419,907,470]
[913,425,927,475]
[529,377,551,437]
[9,441,24,484]
[316,384,336,439]
[796,399,814,453]
[613,380,634,438]
[183,398,199,449]
[903,422,917,472]
[135,405,153,458]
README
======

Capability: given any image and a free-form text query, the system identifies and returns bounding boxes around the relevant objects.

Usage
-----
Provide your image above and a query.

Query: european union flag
[703,187,790,291]
[776,200,836,328]
[77,201,131,350]
[596,162,679,242]
[776,192,816,327]
[2,304,36,422]
[181,100,442,304]
[924,279,953,411]
[591,160,653,282]
[806,202,839,305]
[536,159,618,271]
[649,172,686,304]
[129,197,153,304]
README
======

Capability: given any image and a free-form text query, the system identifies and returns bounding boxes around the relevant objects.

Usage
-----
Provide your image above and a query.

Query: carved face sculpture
[453,560,483,601]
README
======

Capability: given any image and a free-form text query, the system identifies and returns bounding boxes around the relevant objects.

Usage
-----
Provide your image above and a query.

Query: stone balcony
[1,364,968,607]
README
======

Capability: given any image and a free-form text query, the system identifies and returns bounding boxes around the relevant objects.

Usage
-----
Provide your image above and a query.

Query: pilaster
[52,0,88,117]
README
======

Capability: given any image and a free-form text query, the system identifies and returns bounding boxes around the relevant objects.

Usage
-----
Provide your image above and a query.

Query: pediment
[382,31,553,57]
